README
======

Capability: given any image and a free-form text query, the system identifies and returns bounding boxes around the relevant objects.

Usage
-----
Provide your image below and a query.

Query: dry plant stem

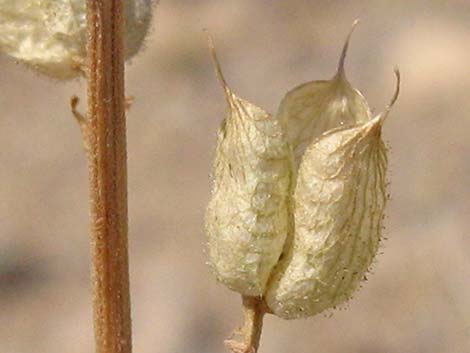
[226,296,266,353]
[86,1,132,353]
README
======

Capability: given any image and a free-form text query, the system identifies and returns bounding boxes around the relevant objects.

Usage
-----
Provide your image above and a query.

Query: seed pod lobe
[205,41,292,296]
[265,73,399,319]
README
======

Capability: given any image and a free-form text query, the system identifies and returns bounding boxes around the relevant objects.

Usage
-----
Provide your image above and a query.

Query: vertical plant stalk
[86,1,132,353]
[225,296,266,353]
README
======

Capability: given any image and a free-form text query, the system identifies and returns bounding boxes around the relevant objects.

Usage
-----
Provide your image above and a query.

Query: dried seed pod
[205,39,292,296]
[265,72,400,319]
[277,20,371,168]
[0,0,153,79]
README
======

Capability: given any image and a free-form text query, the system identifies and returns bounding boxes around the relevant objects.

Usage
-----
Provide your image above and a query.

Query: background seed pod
[205,45,292,296]
[0,0,153,79]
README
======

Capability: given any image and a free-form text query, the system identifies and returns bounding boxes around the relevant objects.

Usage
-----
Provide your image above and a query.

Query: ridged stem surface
[86,1,131,352]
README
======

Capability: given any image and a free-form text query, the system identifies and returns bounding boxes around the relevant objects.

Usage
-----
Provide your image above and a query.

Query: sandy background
[1,1,469,352]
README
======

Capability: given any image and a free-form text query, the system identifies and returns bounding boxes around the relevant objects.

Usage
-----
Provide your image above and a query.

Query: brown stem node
[70,96,91,152]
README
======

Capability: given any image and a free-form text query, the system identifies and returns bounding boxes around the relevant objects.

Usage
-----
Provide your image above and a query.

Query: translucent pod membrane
[205,40,292,296]
[277,20,370,171]
[0,0,153,79]
[265,116,388,319]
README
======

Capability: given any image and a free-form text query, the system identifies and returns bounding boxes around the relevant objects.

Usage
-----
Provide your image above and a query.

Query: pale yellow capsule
[205,39,292,296]
[265,72,400,319]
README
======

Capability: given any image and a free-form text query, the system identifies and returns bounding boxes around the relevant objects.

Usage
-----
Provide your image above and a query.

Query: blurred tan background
[1,1,469,352]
